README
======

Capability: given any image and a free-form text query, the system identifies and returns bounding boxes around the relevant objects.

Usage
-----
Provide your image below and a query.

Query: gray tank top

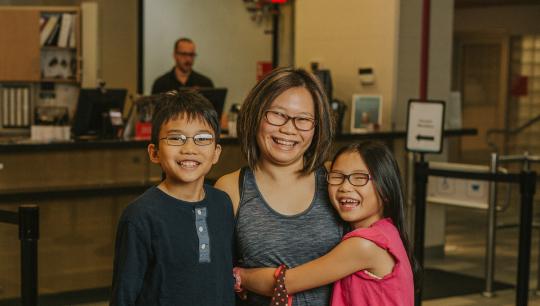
[236,167,343,306]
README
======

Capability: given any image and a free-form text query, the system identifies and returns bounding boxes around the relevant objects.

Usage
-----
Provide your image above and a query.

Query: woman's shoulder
[214,169,242,213]
[214,169,241,190]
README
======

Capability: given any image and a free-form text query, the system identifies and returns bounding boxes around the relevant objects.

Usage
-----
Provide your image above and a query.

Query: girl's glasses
[327,172,372,186]
[159,133,214,146]
[264,110,316,131]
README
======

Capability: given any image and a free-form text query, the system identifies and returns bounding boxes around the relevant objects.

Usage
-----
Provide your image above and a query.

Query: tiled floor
[423,201,540,306]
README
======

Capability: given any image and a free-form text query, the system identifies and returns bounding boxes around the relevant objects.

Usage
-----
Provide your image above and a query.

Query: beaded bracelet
[270,264,293,306]
[232,267,243,292]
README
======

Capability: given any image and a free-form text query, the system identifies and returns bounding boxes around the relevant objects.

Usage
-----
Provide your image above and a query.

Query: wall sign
[406,99,445,153]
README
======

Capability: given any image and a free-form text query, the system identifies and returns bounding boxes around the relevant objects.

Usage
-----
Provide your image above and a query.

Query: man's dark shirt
[151,68,214,94]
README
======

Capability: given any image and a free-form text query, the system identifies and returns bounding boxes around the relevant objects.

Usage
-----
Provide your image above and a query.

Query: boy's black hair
[331,141,421,290]
[150,89,221,148]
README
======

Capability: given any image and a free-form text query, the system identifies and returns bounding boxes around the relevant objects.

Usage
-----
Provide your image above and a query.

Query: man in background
[151,38,214,94]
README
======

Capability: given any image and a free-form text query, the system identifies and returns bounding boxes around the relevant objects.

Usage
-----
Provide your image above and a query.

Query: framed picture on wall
[350,95,382,133]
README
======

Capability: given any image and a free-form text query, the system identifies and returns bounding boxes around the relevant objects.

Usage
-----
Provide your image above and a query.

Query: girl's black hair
[331,141,421,290]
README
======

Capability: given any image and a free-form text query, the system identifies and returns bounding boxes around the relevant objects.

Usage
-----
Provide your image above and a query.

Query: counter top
[334,128,477,141]
[0,181,158,201]
[0,128,477,152]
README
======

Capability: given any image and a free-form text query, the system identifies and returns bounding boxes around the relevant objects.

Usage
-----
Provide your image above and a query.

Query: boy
[110,90,235,306]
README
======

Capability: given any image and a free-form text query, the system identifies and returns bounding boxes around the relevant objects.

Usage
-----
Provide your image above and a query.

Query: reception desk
[0,129,475,301]
[0,128,476,200]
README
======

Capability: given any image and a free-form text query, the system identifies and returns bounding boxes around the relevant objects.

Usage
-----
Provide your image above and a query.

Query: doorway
[452,34,509,163]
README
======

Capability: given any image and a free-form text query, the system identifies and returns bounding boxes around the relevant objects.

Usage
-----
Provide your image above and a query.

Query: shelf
[0,6,79,13]
[0,79,79,84]
[0,5,86,137]
[40,78,79,84]
[41,46,77,51]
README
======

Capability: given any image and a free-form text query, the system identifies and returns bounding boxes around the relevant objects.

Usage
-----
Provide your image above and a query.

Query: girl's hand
[233,267,248,300]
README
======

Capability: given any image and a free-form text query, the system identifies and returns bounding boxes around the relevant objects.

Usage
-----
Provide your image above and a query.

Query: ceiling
[455,0,540,8]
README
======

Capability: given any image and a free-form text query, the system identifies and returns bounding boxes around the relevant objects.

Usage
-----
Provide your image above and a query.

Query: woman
[215,67,343,305]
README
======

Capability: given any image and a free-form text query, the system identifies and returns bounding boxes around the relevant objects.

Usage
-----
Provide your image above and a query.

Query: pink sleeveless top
[331,218,414,306]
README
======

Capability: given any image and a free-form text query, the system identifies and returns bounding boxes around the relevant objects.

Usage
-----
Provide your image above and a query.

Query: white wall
[394,0,454,130]
[98,0,138,95]
[394,0,422,130]
[144,0,272,109]
[295,0,399,131]
[393,0,455,249]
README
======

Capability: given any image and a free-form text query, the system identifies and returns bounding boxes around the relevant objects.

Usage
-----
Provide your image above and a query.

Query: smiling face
[256,87,315,168]
[148,113,221,187]
[328,150,383,229]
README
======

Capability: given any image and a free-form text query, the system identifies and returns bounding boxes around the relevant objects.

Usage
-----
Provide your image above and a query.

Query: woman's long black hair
[331,141,421,289]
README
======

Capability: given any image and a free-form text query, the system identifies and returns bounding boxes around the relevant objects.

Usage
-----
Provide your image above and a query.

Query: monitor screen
[72,88,127,138]
[197,87,227,121]
[314,69,333,101]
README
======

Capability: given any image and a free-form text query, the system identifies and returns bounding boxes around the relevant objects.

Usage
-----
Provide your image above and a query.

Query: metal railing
[413,159,537,306]
[0,205,39,306]
[486,113,540,153]
[483,153,540,297]
[484,114,540,297]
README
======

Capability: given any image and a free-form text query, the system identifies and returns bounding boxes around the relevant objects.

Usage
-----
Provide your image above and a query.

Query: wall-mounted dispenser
[358,67,375,85]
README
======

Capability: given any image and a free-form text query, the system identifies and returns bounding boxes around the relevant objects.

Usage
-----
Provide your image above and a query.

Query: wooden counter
[0,128,476,301]
[0,128,476,199]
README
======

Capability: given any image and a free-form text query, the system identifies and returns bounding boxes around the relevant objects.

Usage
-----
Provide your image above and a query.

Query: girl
[235,141,417,306]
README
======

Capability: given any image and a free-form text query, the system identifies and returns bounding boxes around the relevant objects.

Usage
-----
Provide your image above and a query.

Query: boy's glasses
[327,172,372,186]
[264,110,316,131]
[160,133,214,146]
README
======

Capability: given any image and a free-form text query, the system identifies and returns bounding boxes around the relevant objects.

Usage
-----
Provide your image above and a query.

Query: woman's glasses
[327,172,372,186]
[264,110,315,131]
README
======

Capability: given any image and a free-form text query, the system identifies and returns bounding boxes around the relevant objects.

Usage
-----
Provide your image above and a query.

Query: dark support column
[516,171,537,306]
[419,0,430,100]
[271,4,280,68]
[137,0,144,93]
[19,205,39,306]
[414,158,429,306]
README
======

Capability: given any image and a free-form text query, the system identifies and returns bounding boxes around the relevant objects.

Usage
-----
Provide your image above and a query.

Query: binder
[22,88,30,126]
[46,18,61,46]
[16,87,22,127]
[58,13,73,48]
[40,14,59,46]
[9,88,15,127]
[1,88,6,127]
[40,15,48,31]
[68,14,77,48]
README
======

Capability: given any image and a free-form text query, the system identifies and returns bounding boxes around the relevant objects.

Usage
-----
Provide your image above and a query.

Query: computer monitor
[72,88,127,139]
[313,69,333,101]
[197,87,227,121]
